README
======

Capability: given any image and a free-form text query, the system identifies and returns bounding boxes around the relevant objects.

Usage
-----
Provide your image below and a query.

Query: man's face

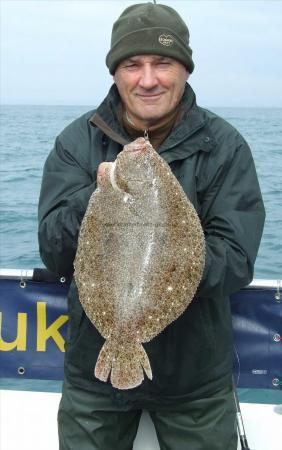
[114,55,189,129]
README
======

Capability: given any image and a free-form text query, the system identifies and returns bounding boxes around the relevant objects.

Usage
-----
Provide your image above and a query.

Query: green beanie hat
[106,2,194,74]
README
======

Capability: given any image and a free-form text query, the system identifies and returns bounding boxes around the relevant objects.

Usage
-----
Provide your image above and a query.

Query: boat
[0,268,281,450]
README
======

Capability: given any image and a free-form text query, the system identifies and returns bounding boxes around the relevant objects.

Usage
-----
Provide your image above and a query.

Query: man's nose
[138,65,158,89]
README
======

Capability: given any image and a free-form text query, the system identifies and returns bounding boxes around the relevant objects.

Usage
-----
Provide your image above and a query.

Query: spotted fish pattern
[74,138,205,390]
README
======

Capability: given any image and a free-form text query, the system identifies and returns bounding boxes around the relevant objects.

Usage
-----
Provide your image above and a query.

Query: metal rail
[0,268,280,290]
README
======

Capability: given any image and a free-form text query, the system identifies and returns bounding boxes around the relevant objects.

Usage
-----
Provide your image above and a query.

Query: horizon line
[1,104,282,109]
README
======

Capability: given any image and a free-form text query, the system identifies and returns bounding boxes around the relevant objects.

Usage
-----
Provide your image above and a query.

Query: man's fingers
[97,162,110,184]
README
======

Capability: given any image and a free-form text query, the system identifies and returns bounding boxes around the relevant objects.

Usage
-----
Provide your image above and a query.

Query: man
[38,3,265,449]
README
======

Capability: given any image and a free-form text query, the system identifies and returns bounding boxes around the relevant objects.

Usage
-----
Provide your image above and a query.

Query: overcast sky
[1,0,282,107]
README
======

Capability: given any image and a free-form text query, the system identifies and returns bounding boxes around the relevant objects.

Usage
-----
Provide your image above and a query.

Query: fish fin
[94,338,152,390]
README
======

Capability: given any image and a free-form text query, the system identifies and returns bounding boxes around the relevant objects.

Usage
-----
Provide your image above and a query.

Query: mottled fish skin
[74,137,205,390]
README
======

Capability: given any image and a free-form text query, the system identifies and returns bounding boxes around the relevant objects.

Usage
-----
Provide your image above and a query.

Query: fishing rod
[233,382,252,450]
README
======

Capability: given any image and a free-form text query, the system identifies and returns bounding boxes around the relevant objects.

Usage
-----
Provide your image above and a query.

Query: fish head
[114,138,158,195]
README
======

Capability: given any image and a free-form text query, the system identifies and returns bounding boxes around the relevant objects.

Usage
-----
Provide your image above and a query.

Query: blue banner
[232,287,282,391]
[0,278,68,380]
[0,276,281,395]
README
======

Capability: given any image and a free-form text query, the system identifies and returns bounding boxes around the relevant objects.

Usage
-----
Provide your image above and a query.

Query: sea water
[0,105,281,279]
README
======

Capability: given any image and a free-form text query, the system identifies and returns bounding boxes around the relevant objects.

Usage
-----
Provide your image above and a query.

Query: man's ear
[186,70,190,82]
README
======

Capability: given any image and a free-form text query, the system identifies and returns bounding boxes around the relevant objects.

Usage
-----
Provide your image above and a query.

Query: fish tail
[94,339,113,382]
[94,338,152,390]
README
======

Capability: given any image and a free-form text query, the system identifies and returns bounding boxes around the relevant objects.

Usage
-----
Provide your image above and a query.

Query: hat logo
[158,34,174,47]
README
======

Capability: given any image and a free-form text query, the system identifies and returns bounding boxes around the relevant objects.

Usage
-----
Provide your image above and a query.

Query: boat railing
[0,268,281,404]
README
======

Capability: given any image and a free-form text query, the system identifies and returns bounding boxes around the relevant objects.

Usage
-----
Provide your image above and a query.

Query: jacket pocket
[147,298,217,382]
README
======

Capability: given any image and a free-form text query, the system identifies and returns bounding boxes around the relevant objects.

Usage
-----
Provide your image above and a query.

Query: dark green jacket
[38,84,265,402]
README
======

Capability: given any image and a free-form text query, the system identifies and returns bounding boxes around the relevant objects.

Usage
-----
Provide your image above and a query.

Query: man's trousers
[58,378,238,450]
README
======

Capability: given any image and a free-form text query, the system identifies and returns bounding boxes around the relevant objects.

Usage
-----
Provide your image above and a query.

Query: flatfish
[74,137,205,390]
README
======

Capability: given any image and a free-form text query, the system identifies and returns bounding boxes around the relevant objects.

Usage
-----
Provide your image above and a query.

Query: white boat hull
[0,389,281,450]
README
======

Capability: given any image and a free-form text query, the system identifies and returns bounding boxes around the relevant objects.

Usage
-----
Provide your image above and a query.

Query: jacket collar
[89,83,215,159]
[90,84,130,146]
